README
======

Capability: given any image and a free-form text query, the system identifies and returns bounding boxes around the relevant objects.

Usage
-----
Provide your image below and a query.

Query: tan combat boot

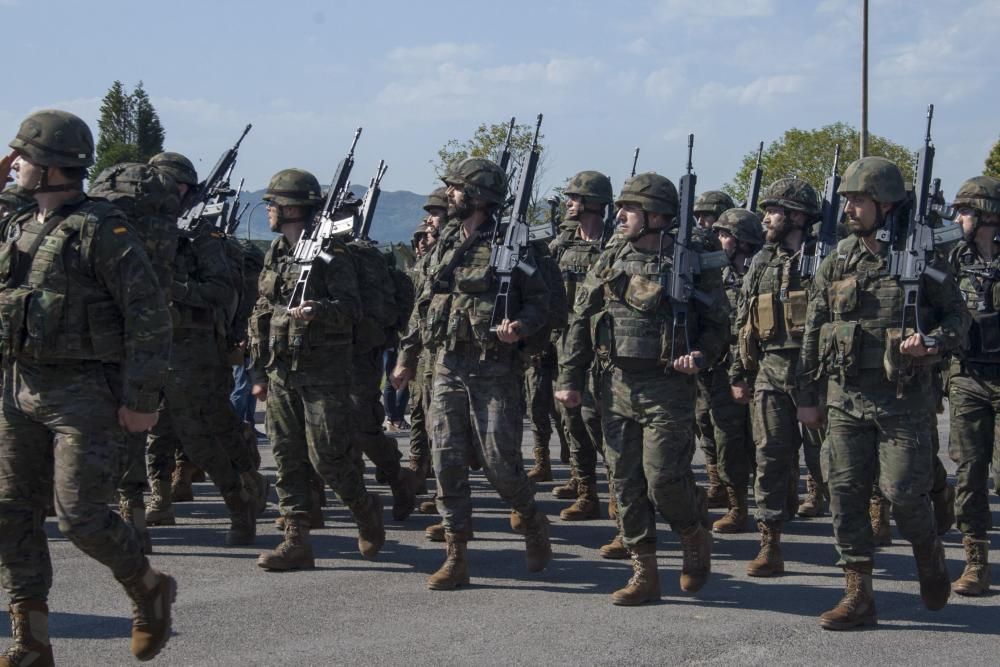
[223,491,257,546]
[170,461,196,503]
[426,521,473,543]
[145,478,175,527]
[870,496,892,547]
[523,512,552,572]
[427,532,470,590]
[797,475,829,518]
[712,485,748,534]
[119,562,177,661]
[258,516,315,571]
[1,600,54,667]
[608,494,618,520]
[559,478,600,521]
[912,537,950,611]
[352,493,385,559]
[526,446,553,482]
[705,464,727,509]
[419,494,439,515]
[611,543,661,606]
[551,474,579,500]
[931,484,955,536]
[819,562,877,630]
[747,520,784,577]
[119,498,153,554]
[953,536,991,596]
[390,467,418,521]
[679,524,712,592]
[599,532,629,559]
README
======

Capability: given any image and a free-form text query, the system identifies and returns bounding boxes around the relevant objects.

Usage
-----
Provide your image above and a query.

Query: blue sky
[3,0,997,201]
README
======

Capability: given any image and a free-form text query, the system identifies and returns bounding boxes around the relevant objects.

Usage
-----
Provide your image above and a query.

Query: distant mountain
[232,185,427,243]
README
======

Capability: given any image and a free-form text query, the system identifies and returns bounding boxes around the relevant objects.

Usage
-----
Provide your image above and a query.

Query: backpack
[347,239,399,353]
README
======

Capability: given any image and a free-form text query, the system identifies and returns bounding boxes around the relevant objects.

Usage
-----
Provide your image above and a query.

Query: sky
[2,0,997,201]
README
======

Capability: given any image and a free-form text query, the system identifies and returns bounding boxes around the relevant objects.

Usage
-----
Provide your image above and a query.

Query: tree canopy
[90,80,165,180]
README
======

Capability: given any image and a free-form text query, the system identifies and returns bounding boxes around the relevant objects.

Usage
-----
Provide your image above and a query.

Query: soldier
[251,168,384,571]
[694,190,736,230]
[730,178,822,575]
[391,157,553,590]
[0,110,176,663]
[557,172,728,605]
[945,175,1000,596]
[797,156,969,629]
[706,208,764,533]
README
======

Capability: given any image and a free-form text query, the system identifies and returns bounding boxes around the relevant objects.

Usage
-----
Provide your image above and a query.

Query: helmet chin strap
[29,166,81,194]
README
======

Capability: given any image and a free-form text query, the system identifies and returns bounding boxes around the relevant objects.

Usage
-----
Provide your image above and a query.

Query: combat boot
[746,521,784,577]
[389,467,418,521]
[118,562,177,661]
[419,495,439,515]
[912,537,950,611]
[510,510,526,535]
[679,524,712,593]
[931,484,955,536]
[870,496,892,547]
[243,470,269,519]
[599,532,629,559]
[119,498,153,554]
[705,464,727,509]
[712,485,749,534]
[608,493,618,520]
[953,537,991,596]
[819,562,877,630]
[426,520,473,543]
[797,475,829,518]
[523,511,552,572]
[352,493,385,559]
[611,543,661,606]
[526,446,553,482]
[559,478,600,521]
[257,517,315,571]
[145,478,175,527]
[552,474,579,500]
[427,532,470,590]
[223,491,256,546]
[189,464,207,483]
[170,461,196,503]
[1,600,54,667]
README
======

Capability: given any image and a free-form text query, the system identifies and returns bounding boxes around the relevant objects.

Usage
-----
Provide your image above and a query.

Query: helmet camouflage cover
[713,207,764,247]
[952,175,1000,216]
[615,172,679,216]
[149,151,198,187]
[442,157,507,205]
[8,109,94,168]
[563,170,613,206]
[693,190,736,218]
[760,177,821,218]
[423,186,448,212]
[262,168,323,207]
[838,156,906,204]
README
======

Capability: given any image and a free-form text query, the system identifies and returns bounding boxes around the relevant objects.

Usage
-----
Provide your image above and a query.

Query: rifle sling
[435,228,484,289]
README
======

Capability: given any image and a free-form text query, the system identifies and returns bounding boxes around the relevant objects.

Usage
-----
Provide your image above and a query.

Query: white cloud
[624,37,650,55]
[655,0,775,19]
[692,74,805,108]
[644,67,682,101]
[386,42,484,64]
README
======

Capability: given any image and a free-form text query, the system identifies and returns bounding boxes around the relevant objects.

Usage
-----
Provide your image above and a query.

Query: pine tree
[90,80,165,180]
[984,136,1000,180]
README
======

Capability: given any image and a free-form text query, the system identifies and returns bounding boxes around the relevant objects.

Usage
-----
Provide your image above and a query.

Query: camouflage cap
[262,168,323,207]
[760,177,821,218]
[838,156,906,204]
[442,157,507,205]
[423,186,448,212]
[693,190,736,218]
[713,208,764,247]
[952,176,1000,216]
[615,172,679,216]
[8,109,94,168]
[149,151,198,187]
[564,170,614,206]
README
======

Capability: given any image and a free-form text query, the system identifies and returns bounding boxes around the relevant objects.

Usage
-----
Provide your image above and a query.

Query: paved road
[2,417,997,666]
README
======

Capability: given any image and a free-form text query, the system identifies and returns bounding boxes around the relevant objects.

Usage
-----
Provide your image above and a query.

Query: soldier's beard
[453,200,475,221]
[765,217,793,243]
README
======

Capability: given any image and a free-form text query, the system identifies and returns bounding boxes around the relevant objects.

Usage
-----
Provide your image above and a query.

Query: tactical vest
[951,241,1000,361]
[551,228,604,308]
[171,230,230,332]
[0,200,126,362]
[748,244,809,352]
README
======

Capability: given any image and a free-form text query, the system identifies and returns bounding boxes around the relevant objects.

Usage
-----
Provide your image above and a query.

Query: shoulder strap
[433,229,484,290]
[7,214,65,288]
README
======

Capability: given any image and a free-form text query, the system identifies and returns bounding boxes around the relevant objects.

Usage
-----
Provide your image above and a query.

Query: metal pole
[861,0,869,157]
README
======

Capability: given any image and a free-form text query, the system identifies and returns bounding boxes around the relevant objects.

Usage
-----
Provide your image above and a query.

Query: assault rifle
[604,147,640,234]
[499,116,515,173]
[354,160,388,241]
[529,194,560,242]
[177,123,252,234]
[287,127,362,308]
[800,144,841,278]
[745,141,764,212]
[489,114,542,331]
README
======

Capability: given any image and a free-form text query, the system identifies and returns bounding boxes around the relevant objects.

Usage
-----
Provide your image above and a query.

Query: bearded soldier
[557,172,729,605]
[0,110,176,663]
[797,157,969,629]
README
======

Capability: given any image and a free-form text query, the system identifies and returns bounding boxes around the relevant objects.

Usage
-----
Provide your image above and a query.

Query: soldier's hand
[289,300,318,321]
[390,364,414,391]
[117,407,159,434]
[496,319,522,344]
[900,333,937,357]
[555,389,581,408]
[252,382,268,402]
[673,351,704,375]
[731,381,752,404]
[0,152,15,184]
[797,406,825,430]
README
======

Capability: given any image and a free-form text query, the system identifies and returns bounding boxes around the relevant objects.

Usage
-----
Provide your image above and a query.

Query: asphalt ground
[1,412,997,666]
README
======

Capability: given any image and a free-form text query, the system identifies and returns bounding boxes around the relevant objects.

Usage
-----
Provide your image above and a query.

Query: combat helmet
[564,170,614,207]
[760,178,821,218]
[149,152,198,187]
[262,168,323,208]
[952,176,1000,217]
[838,157,906,204]
[615,172,679,217]
[713,208,765,248]
[423,186,448,212]
[694,190,736,219]
[442,157,507,205]
[8,109,94,168]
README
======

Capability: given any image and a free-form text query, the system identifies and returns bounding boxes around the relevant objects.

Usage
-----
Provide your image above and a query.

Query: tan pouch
[624,274,663,312]
[783,289,808,338]
[756,292,777,341]
[830,276,858,314]
[739,295,761,373]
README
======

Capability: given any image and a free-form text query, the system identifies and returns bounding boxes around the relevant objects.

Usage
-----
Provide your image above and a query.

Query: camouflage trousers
[524,345,568,453]
[557,368,604,483]
[599,365,701,549]
[948,370,1000,538]
[0,360,145,602]
[751,389,801,522]
[824,405,936,566]
[268,369,370,517]
[431,349,537,533]
[408,349,434,467]
[697,364,753,490]
[350,349,402,479]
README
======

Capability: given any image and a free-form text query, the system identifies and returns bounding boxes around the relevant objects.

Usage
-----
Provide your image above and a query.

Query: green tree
[90,80,165,180]
[984,135,1000,179]
[723,122,916,204]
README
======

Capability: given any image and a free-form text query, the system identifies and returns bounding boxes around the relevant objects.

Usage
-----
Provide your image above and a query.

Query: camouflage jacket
[170,228,236,336]
[948,239,1000,366]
